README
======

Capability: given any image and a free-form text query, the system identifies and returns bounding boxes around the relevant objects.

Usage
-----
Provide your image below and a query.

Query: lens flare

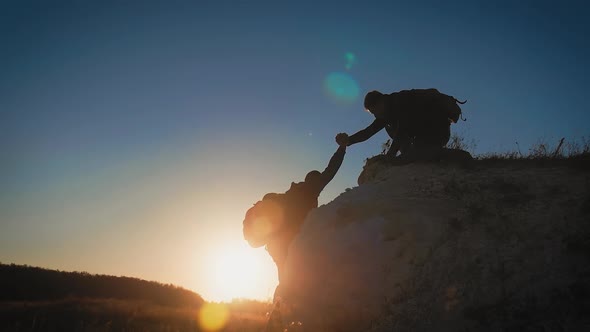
[344,52,356,70]
[198,302,230,331]
[323,72,360,105]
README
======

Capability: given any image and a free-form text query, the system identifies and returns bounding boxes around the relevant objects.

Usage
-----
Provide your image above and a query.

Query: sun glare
[205,242,277,302]
[198,303,230,331]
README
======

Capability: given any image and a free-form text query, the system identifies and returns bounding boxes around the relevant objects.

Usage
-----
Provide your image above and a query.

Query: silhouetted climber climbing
[243,137,347,331]
[337,88,466,158]
[243,136,347,305]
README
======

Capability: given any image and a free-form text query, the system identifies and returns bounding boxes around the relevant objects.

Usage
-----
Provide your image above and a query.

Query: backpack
[243,194,287,248]
[243,184,319,248]
[395,88,466,123]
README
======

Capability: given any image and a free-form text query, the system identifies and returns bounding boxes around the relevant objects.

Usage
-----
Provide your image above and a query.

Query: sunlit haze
[1,1,588,302]
[205,242,277,302]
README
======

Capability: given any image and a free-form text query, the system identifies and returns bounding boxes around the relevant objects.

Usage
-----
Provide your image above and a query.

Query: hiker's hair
[364,90,383,111]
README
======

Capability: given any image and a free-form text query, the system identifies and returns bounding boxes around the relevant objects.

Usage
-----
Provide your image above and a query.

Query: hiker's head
[364,90,386,118]
[305,170,322,184]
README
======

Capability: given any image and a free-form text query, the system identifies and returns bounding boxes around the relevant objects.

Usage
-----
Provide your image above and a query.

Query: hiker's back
[283,182,319,230]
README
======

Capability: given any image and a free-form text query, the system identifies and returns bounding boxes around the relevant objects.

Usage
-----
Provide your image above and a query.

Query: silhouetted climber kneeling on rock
[242,136,347,331]
[338,88,469,161]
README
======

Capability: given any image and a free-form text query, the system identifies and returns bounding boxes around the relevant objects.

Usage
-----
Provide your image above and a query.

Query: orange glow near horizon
[201,241,278,303]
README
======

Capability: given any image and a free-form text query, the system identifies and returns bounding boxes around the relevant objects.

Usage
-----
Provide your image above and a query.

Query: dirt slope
[283,157,590,331]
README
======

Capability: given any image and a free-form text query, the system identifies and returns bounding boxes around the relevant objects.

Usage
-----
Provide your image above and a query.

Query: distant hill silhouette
[0,264,271,331]
[0,263,203,308]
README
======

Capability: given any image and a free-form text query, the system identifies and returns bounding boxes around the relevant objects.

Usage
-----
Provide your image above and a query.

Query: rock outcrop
[282,156,590,331]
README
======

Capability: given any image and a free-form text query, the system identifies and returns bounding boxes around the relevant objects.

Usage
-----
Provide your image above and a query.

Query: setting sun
[203,242,278,302]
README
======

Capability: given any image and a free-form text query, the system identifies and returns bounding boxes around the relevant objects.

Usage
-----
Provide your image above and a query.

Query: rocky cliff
[282,155,590,332]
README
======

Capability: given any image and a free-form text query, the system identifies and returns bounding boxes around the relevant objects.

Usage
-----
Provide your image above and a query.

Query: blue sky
[1,1,588,300]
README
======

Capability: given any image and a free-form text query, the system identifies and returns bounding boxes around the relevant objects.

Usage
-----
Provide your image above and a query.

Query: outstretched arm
[315,145,346,193]
[347,119,386,145]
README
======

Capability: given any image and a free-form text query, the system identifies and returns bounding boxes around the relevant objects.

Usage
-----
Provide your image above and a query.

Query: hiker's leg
[384,125,400,157]
[266,254,286,332]
[267,241,289,302]
[264,305,283,332]
[414,136,443,161]
[386,126,413,157]
[273,262,284,303]
[439,123,451,147]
